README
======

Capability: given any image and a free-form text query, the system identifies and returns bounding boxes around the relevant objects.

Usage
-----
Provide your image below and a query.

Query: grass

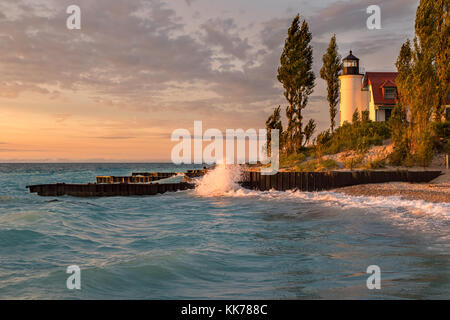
[279,153,307,169]
[293,159,339,172]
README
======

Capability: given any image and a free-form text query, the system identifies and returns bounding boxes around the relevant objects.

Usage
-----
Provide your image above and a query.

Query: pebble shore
[334,177,450,203]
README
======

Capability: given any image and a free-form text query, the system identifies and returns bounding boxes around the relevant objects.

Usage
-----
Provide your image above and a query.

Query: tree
[393,0,447,166]
[388,103,409,165]
[277,14,315,154]
[392,40,414,165]
[395,38,436,166]
[320,34,343,133]
[352,109,360,123]
[415,0,449,120]
[265,106,283,154]
[410,38,437,165]
[361,110,370,123]
[303,119,316,146]
[395,40,414,109]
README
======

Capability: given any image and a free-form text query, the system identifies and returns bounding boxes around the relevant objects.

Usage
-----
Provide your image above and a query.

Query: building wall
[339,74,363,125]
[361,88,369,114]
[367,84,377,121]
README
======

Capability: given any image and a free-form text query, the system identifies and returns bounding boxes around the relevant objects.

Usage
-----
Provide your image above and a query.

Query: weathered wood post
[295,172,302,190]
[270,173,278,190]
[265,174,271,190]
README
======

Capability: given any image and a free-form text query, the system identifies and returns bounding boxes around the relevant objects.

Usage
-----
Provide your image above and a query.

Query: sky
[0,0,419,162]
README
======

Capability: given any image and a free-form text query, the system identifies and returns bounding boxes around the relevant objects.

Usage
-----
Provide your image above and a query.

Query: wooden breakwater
[97,175,172,184]
[27,169,441,197]
[240,170,442,192]
[97,169,207,184]
[26,182,195,197]
[132,169,206,178]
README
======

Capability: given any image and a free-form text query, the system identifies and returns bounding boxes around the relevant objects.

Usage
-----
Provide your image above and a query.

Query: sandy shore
[334,171,450,203]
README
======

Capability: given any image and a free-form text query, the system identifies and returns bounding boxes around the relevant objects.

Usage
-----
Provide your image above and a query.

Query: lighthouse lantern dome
[342,50,360,75]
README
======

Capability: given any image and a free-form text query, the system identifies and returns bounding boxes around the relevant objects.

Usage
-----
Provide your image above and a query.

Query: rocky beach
[334,171,450,203]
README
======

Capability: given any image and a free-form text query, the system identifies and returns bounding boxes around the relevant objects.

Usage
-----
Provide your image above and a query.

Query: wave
[0,229,48,246]
[192,165,449,232]
[222,187,449,217]
[194,164,242,197]
[0,210,50,226]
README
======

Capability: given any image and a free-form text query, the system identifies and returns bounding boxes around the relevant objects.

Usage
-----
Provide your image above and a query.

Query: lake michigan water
[0,163,448,299]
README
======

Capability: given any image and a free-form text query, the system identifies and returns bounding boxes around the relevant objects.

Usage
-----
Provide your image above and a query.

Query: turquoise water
[0,163,449,299]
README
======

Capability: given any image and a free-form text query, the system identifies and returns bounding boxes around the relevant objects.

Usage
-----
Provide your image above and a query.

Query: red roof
[363,72,398,106]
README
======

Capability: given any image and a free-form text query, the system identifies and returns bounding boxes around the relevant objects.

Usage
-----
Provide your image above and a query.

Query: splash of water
[195,164,243,197]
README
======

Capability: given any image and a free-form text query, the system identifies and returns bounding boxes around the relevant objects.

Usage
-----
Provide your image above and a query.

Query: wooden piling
[27,182,195,197]
[238,170,441,192]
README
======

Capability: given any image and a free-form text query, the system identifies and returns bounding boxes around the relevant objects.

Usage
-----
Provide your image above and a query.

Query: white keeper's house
[338,51,450,125]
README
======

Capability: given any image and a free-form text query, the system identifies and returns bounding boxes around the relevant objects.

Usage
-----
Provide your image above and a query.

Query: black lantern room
[342,50,360,75]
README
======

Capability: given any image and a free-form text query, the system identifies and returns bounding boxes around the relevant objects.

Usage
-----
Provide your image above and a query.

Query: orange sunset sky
[0,0,419,162]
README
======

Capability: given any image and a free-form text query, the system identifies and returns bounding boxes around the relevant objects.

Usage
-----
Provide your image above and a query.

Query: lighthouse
[337,50,449,124]
[339,51,364,125]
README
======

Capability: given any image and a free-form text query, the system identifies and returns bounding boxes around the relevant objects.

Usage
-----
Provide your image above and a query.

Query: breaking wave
[194,164,243,197]
[193,165,449,227]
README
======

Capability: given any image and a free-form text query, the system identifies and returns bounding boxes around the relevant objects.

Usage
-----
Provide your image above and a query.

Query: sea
[0,163,448,299]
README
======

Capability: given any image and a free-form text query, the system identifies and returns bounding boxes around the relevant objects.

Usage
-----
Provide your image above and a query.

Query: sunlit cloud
[0,0,419,161]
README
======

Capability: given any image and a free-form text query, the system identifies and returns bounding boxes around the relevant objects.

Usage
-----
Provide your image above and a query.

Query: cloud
[201,17,252,60]
[0,0,213,104]
[0,0,420,160]
[310,0,417,38]
[184,0,198,7]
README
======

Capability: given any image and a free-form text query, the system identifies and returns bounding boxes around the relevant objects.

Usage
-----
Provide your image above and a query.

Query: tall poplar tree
[391,41,413,164]
[277,14,315,154]
[320,35,342,133]
[303,119,316,146]
[415,0,449,120]
[394,0,448,166]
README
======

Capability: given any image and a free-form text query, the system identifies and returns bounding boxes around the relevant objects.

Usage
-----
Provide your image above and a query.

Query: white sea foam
[194,164,243,197]
[193,165,450,224]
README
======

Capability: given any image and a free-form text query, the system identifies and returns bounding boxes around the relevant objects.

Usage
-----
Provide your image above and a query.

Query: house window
[384,87,396,99]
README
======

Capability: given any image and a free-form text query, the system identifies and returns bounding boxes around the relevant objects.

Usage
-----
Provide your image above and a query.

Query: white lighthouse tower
[339,51,364,125]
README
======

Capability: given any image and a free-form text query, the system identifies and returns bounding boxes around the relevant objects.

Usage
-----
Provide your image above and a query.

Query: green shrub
[444,141,450,154]
[364,157,386,169]
[344,155,364,170]
[389,145,408,166]
[314,120,390,156]
[433,121,450,140]
[414,129,434,167]
[387,103,409,165]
